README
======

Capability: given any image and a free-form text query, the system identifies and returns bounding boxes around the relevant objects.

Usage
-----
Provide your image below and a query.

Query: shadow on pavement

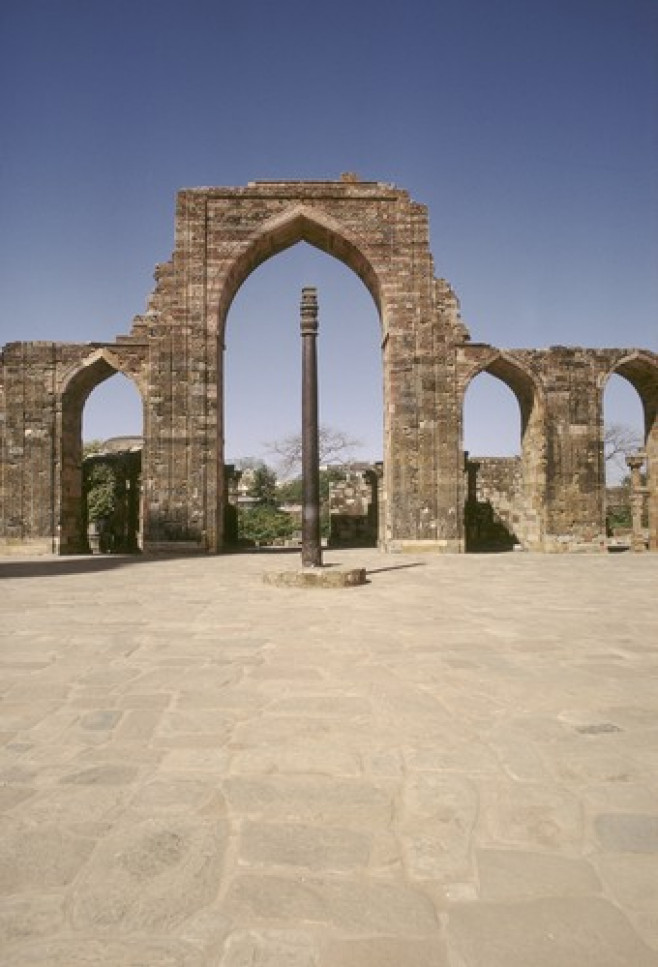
[0,554,162,580]
[366,562,427,575]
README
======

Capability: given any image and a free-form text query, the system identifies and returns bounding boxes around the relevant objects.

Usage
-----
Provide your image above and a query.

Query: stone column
[626,452,648,552]
[300,287,322,568]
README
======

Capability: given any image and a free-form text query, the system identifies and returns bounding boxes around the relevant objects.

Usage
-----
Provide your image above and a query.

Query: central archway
[211,208,387,551]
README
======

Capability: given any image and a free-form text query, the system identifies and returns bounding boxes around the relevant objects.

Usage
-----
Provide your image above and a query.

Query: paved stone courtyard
[1,549,657,966]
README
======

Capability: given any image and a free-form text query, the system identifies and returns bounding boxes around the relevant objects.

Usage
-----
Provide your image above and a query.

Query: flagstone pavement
[1,548,658,966]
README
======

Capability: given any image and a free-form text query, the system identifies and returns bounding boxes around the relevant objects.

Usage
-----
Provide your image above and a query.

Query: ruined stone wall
[1,179,657,555]
[456,344,658,552]
[465,456,522,544]
[138,180,468,552]
[0,340,147,554]
[329,470,378,547]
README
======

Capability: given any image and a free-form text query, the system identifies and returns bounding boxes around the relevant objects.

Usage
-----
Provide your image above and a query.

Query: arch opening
[60,361,144,554]
[216,210,384,336]
[221,241,383,551]
[462,357,544,551]
[603,356,658,550]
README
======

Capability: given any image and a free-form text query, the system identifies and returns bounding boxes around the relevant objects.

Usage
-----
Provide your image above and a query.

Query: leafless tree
[266,425,361,478]
[604,422,643,473]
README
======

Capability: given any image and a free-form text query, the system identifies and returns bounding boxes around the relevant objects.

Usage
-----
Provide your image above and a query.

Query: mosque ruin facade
[1,177,656,555]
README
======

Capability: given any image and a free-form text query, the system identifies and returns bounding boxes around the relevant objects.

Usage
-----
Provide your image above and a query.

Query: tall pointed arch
[211,205,385,343]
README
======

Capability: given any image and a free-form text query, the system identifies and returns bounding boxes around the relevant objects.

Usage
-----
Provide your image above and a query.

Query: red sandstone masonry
[1,179,656,554]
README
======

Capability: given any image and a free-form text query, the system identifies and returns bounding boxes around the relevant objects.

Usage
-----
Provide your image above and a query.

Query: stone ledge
[263,567,367,589]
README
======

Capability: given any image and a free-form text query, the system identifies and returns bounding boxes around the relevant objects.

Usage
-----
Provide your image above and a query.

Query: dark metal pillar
[300,287,323,567]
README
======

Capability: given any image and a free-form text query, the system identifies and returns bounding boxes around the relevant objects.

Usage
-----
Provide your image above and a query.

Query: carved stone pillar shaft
[300,287,322,567]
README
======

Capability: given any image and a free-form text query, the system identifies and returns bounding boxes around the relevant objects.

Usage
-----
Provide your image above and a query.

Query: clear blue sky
[1,0,656,473]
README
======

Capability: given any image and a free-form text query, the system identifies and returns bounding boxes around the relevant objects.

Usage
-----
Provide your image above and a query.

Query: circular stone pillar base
[263,567,367,589]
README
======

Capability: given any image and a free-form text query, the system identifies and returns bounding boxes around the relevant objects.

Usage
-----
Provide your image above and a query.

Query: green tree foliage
[248,463,278,506]
[85,463,117,522]
[237,505,295,545]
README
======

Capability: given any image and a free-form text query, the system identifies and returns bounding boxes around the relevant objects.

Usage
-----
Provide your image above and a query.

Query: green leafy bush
[238,505,295,545]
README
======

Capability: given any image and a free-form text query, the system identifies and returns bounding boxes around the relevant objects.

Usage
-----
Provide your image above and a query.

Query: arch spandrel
[208,206,386,338]
[59,346,147,402]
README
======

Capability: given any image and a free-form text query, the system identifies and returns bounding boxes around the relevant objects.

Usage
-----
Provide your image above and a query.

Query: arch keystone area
[1,179,657,555]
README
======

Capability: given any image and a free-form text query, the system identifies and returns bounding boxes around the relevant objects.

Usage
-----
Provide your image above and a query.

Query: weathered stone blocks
[1,180,656,554]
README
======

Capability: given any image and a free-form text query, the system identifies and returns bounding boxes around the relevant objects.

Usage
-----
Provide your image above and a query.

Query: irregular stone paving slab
[230,745,362,777]
[59,763,138,785]
[161,748,231,772]
[0,821,96,894]
[319,936,449,966]
[481,780,583,851]
[70,816,228,932]
[232,715,352,746]
[400,774,478,882]
[406,739,500,775]
[4,939,205,966]
[126,776,226,815]
[476,848,601,899]
[224,775,393,826]
[239,821,370,872]
[219,928,319,967]
[582,782,658,812]
[594,854,658,946]
[595,813,658,853]
[0,785,35,810]
[116,709,163,740]
[225,874,438,934]
[446,896,658,966]
[552,751,643,784]
[0,894,65,947]
[8,785,127,824]
[78,709,122,731]
[266,697,370,717]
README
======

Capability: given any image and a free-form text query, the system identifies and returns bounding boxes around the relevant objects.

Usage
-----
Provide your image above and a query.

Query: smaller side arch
[460,350,546,550]
[57,348,145,554]
[60,346,147,400]
[601,351,658,550]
